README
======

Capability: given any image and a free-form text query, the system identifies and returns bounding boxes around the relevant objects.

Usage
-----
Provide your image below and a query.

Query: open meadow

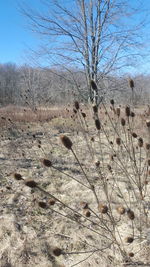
[0,102,150,267]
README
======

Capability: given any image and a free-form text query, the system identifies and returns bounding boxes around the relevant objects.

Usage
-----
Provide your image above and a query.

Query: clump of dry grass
[0,105,69,124]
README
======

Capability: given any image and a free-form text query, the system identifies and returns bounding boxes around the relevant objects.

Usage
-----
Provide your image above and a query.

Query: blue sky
[0,0,41,65]
[0,0,150,74]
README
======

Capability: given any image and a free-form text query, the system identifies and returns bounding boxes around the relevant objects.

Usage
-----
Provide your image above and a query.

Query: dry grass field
[0,103,150,267]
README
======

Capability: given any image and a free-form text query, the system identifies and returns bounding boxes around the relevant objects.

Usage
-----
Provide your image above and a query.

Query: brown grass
[0,105,70,124]
[0,101,150,267]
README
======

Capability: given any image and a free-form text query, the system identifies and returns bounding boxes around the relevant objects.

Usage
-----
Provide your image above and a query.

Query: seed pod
[132,132,137,138]
[13,173,23,180]
[83,209,91,217]
[125,106,130,117]
[38,201,47,209]
[91,137,94,142]
[116,137,121,145]
[73,108,77,114]
[48,198,56,205]
[146,120,150,127]
[127,209,135,220]
[110,99,114,106]
[60,135,73,149]
[95,119,101,130]
[81,112,86,118]
[145,143,150,150]
[117,206,126,215]
[95,160,100,167]
[125,236,134,243]
[121,118,126,126]
[116,107,120,117]
[42,158,52,167]
[129,78,134,89]
[24,179,37,188]
[91,80,98,91]
[128,252,134,257]
[80,201,88,209]
[138,137,143,148]
[52,247,62,257]
[107,164,112,172]
[74,101,79,110]
[98,204,108,214]
[130,112,135,118]
[147,159,150,166]
[93,105,98,113]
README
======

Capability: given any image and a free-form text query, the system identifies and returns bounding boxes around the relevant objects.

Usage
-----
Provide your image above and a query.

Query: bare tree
[0,63,19,105]
[21,0,148,103]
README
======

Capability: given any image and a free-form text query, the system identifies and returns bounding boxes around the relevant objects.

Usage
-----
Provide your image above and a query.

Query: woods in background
[0,62,150,108]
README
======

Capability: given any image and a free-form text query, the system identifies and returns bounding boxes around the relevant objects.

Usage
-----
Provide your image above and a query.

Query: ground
[0,105,150,267]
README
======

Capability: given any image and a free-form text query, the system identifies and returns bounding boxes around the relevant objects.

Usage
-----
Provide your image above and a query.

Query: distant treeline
[0,62,149,107]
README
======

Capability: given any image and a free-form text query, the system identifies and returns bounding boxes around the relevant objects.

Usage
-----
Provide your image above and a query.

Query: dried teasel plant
[11,96,150,267]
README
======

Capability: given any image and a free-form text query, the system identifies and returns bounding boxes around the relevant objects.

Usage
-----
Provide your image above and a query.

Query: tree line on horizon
[0,62,150,108]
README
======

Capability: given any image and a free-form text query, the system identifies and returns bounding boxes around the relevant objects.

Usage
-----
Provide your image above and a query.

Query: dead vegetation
[0,100,150,267]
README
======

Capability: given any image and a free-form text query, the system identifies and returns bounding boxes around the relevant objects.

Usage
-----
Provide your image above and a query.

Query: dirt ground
[0,106,150,267]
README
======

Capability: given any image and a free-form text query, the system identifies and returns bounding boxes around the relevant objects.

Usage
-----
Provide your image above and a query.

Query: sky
[0,0,41,65]
[0,0,150,74]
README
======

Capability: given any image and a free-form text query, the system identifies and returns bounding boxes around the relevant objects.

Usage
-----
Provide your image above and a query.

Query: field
[0,103,150,267]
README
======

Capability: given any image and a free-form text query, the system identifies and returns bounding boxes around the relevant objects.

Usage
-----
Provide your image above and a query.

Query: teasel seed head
[138,137,143,148]
[125,236,134,243]
[48,198,56,205]
[116,137,121,145]
[116,107,120,117]
[95,119,101,130]
[125,106,130,117]
[121,118,126,126]
[132,132,137,138]
[95,160,100,167]
[24,179,37,188]
[52,247,62,257]
[41,158,52,167]
[60,135,73,149]
[129,78,134,89]
[81,112,86,118]
[73,108,77,114]
[38,201,47,209]
[110,99,114,106]
[80,201,89,209]
[128,252,134,257]
[145,143,150,150]
[93,105,98,113]
[130,111,135,118]
[91,80,98,91]
[127,209,135,220]
[107,164,112,172]
[147,159,150,166]
[91,137,94,142]
[117,206,126,215]
[74,101,79,110]
[83,209,91,217]
[146,120,150,127]
[13,173,23,181]
[98,204,108,214]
